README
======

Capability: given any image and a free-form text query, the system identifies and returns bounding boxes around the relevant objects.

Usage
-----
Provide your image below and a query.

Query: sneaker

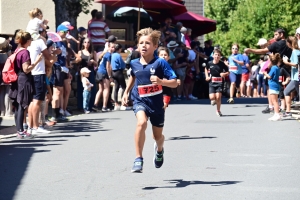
[102,107,110,112]
[16,131,34,139]
[268,114,282,121]
[59,108,65,116]
[57,115,68,122]
[36,126,51,134]
[45,120,56,126]
[216,111,223,117]
[189,95,197,100]
[84,109,90,114]
[131,157,143,173]
[262,106,273,114]
[282,112,292,118]
[211,100,216,106]
[153,142,164,168]
[64,110,72,117]
[50,117,57,123]
[92,106,101,112]
[114,106,120,111]
[227,98,234,104]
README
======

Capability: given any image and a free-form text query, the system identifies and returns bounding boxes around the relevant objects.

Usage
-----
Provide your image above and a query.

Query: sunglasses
[60,31,68,34]
[232,48,238,50]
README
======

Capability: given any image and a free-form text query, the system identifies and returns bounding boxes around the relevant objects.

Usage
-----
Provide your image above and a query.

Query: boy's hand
[122,93,128,106]
[150,75,162,85]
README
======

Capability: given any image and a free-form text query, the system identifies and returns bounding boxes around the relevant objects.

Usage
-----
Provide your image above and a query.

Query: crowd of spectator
[0,7,299,139]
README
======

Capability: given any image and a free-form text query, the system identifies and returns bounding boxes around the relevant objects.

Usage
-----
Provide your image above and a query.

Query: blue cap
[57,24,69,32]
[78,27,86,33]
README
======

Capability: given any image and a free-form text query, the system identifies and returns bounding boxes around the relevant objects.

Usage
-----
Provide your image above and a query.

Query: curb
[0,126,17,140]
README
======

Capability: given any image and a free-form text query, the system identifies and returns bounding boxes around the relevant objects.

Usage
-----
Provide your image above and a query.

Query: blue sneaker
[131,157,143,173]
[153,143,164,168]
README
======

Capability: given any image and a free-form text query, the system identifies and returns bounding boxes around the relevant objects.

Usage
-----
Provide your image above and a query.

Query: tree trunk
[52,0,82,51]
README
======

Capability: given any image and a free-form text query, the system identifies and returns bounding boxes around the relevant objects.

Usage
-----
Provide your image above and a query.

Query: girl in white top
[26,8,48,42]
[80,67,94,114]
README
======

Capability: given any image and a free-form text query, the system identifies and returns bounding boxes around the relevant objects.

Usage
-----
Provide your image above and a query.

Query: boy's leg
[216,92,222,111]
[152,126,164,153]
[135,111,148,158]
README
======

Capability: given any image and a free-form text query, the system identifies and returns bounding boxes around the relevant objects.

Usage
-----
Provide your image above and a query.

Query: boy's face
[158,50,169,61]
[138,35,157,57]
[213,52,221,61]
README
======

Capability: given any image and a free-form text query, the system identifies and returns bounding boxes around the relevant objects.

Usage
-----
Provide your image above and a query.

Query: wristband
[163,95,171,104]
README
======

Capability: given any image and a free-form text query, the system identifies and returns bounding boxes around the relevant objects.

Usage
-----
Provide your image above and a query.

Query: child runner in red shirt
[122,28,178,173]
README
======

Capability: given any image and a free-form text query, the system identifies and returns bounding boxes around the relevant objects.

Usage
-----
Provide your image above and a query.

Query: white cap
[257,38,268,46]
[180,27,187,33]
[80,67,91,74]
[296,27,300,34]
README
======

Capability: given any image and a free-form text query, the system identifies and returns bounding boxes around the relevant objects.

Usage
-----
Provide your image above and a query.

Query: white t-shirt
[28,39,47,75]
[26,18,43,35]
[82,77,92,90]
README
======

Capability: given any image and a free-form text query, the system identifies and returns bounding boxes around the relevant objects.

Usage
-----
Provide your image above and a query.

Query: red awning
[94,0,185,9]
[174,11,217,35]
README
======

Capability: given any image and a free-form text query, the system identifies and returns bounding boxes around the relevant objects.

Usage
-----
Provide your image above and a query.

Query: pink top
[261,59,270,72]
[185,34,191,48]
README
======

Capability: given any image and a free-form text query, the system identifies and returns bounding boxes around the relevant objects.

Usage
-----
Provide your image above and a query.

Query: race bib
[279,76,283,82]
[211,77,222,83]
[138,84,162,97]
[229,66,238,71]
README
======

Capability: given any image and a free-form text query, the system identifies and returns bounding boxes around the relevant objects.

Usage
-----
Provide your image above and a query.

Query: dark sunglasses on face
[60,31,68,34]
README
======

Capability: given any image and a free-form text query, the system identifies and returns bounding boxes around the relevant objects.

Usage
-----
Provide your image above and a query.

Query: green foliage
[205,0,300,57]
[80,0,93,14]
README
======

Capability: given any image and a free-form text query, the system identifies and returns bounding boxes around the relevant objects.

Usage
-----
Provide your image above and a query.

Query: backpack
[2,48,25,84]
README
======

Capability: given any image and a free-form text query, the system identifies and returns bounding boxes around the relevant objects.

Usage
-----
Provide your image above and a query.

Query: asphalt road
[1,99,300,200]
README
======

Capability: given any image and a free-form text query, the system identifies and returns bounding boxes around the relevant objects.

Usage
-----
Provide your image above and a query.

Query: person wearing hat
[257,38,268,48]
[80,67,94,114]
[50,24,71,122]
[78,27,87,50]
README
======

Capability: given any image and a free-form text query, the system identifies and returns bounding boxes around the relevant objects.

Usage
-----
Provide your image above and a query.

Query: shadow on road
[166,135,217,141]
[142,179,242,190]
[0,117,115,199]
[171,97,268,105]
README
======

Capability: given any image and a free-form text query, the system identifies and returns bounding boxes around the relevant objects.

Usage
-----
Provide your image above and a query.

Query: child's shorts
[269,89,279,95]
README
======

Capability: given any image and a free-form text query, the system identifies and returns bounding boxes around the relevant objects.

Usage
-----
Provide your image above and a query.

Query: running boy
[122,28,178,173]
[205,49,229,116]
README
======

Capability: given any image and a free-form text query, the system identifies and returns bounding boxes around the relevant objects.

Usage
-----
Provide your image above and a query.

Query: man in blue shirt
[122,28,177,173]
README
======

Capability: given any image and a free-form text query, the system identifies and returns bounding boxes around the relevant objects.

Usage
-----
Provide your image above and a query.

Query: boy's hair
[213,49,222,56]
[157,47,169,56]
[269,53,281,65]
[286,36,299,50]
[29,8,42,19]
[136,28,161,46]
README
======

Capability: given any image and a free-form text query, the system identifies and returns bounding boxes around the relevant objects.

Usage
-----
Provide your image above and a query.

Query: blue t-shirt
[111,53,125,71]
[130,57,176,114]
[268,65,280,91]
[98,52,111,74]
[228,54,244,74]
[290,49,300,81]
[241,54,250,74]
[54,41,67,67]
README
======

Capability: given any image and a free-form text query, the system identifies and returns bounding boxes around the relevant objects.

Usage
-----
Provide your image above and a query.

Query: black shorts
[53,67,66,87]
[96,72,109,82]
[133,104,165,127]
[33,74,47,101]
[279,86,285,99]
[209,85,223,94]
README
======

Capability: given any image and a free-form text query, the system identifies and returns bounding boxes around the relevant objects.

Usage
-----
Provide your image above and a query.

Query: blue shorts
[133,104,165,127]
[229,72,241,87]
[33,74,47,101]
